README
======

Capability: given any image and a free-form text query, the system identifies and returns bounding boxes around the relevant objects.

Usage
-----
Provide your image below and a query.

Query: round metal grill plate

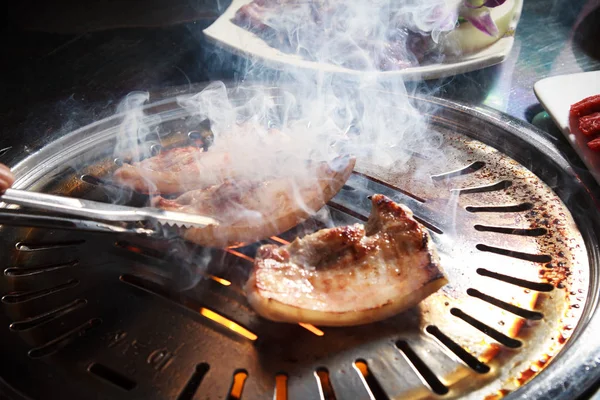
[0,86,598,400]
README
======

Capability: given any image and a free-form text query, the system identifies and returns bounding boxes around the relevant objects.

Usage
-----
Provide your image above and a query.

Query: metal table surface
[1,0,600,398]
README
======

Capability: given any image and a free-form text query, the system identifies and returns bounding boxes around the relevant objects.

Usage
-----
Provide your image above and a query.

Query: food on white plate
[569,94,600,152]
[154,155,356,247]
[232,0,516,71]
[245,194,447,326]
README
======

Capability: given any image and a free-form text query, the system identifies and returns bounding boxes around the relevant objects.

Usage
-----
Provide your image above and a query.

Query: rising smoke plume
[108,0,468,288]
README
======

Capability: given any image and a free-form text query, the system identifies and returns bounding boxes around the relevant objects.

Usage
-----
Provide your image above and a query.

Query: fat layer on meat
[245,194,448,326]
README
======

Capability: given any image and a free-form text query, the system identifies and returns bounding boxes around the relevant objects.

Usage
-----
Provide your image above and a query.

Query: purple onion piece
[484,0,507,7]
[462,7,499,36]
[463,0,507,9]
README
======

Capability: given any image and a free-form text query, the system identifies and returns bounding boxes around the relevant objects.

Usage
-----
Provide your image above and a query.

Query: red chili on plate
[570,94,600,118]
[570,94,600,152]
[588,137,600,151]
[579,112,600,136]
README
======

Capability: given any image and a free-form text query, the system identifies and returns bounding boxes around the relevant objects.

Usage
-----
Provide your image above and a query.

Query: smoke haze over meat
[108,0,459,288]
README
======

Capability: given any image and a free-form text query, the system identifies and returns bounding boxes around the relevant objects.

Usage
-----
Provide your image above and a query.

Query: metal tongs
[0,188,218,235]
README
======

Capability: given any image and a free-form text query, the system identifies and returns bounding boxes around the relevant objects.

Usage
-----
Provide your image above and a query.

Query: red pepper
[570,94,600,117]
[588,137,600,152]
[579,112,600,136]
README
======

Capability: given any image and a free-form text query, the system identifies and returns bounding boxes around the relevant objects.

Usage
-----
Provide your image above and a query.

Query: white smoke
[113,91,163,164]
[107,0,463,287]
[234,0,462,71]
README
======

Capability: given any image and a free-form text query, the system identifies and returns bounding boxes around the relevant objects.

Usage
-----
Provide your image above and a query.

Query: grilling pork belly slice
[112,127,297,195]
[113,146,233,194]
[245,194,447,327]
[154,155,356,248]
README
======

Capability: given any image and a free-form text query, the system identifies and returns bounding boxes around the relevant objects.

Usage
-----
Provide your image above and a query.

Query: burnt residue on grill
[356,129,588,396]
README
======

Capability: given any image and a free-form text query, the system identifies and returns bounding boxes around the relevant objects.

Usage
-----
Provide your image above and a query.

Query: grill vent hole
[28,318,102,359]
[188,123,213,149]
[408,150,430,160]
[466,289,544,320]
[413,216,444,235]
[352,171,427,203]
[188,130,203,140]
[299,323,325,336]
[177,363,210,400]
[115,241,166,259]
[274,373,288,400]
[476,268,554,292]
[425,326,490,374]
[474,225,547,237]
[10,298,87,331]
[120,274,258,341]
[450,308,522,348]
[327,201,369,222]
[200,308,258,341]
[395,341,449,395]
[476,244,552,263]
[16,240,86,251]
[4,260,79,277]
[150,144,162,156]
[354,360,389,400]
[227,370,248,400]
[453,180,512,194]
[88,363,137,391]
[81,174,109,186]
[210,276,232,286]
[466,203,534,213]
[315,368,337,400]
[2,279,79,304]
[431,161,486,181]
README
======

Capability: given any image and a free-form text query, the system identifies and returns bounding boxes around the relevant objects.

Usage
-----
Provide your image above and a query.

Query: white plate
[203,0,523,80]
[534,71,600,185]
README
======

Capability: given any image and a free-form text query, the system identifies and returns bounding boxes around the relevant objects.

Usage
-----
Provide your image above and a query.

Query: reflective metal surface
[0,88,598,399]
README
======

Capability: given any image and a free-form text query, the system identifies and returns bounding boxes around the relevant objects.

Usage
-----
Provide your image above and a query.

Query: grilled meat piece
[155,155,356,247]
[113,146,232,194]
[112,126,308,194]
[245,194,447,326]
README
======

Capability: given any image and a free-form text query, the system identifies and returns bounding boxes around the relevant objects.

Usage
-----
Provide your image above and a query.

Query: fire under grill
[1,88,600,400]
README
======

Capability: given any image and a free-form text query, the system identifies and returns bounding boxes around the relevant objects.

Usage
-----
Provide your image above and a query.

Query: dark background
[2,0,237,158]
